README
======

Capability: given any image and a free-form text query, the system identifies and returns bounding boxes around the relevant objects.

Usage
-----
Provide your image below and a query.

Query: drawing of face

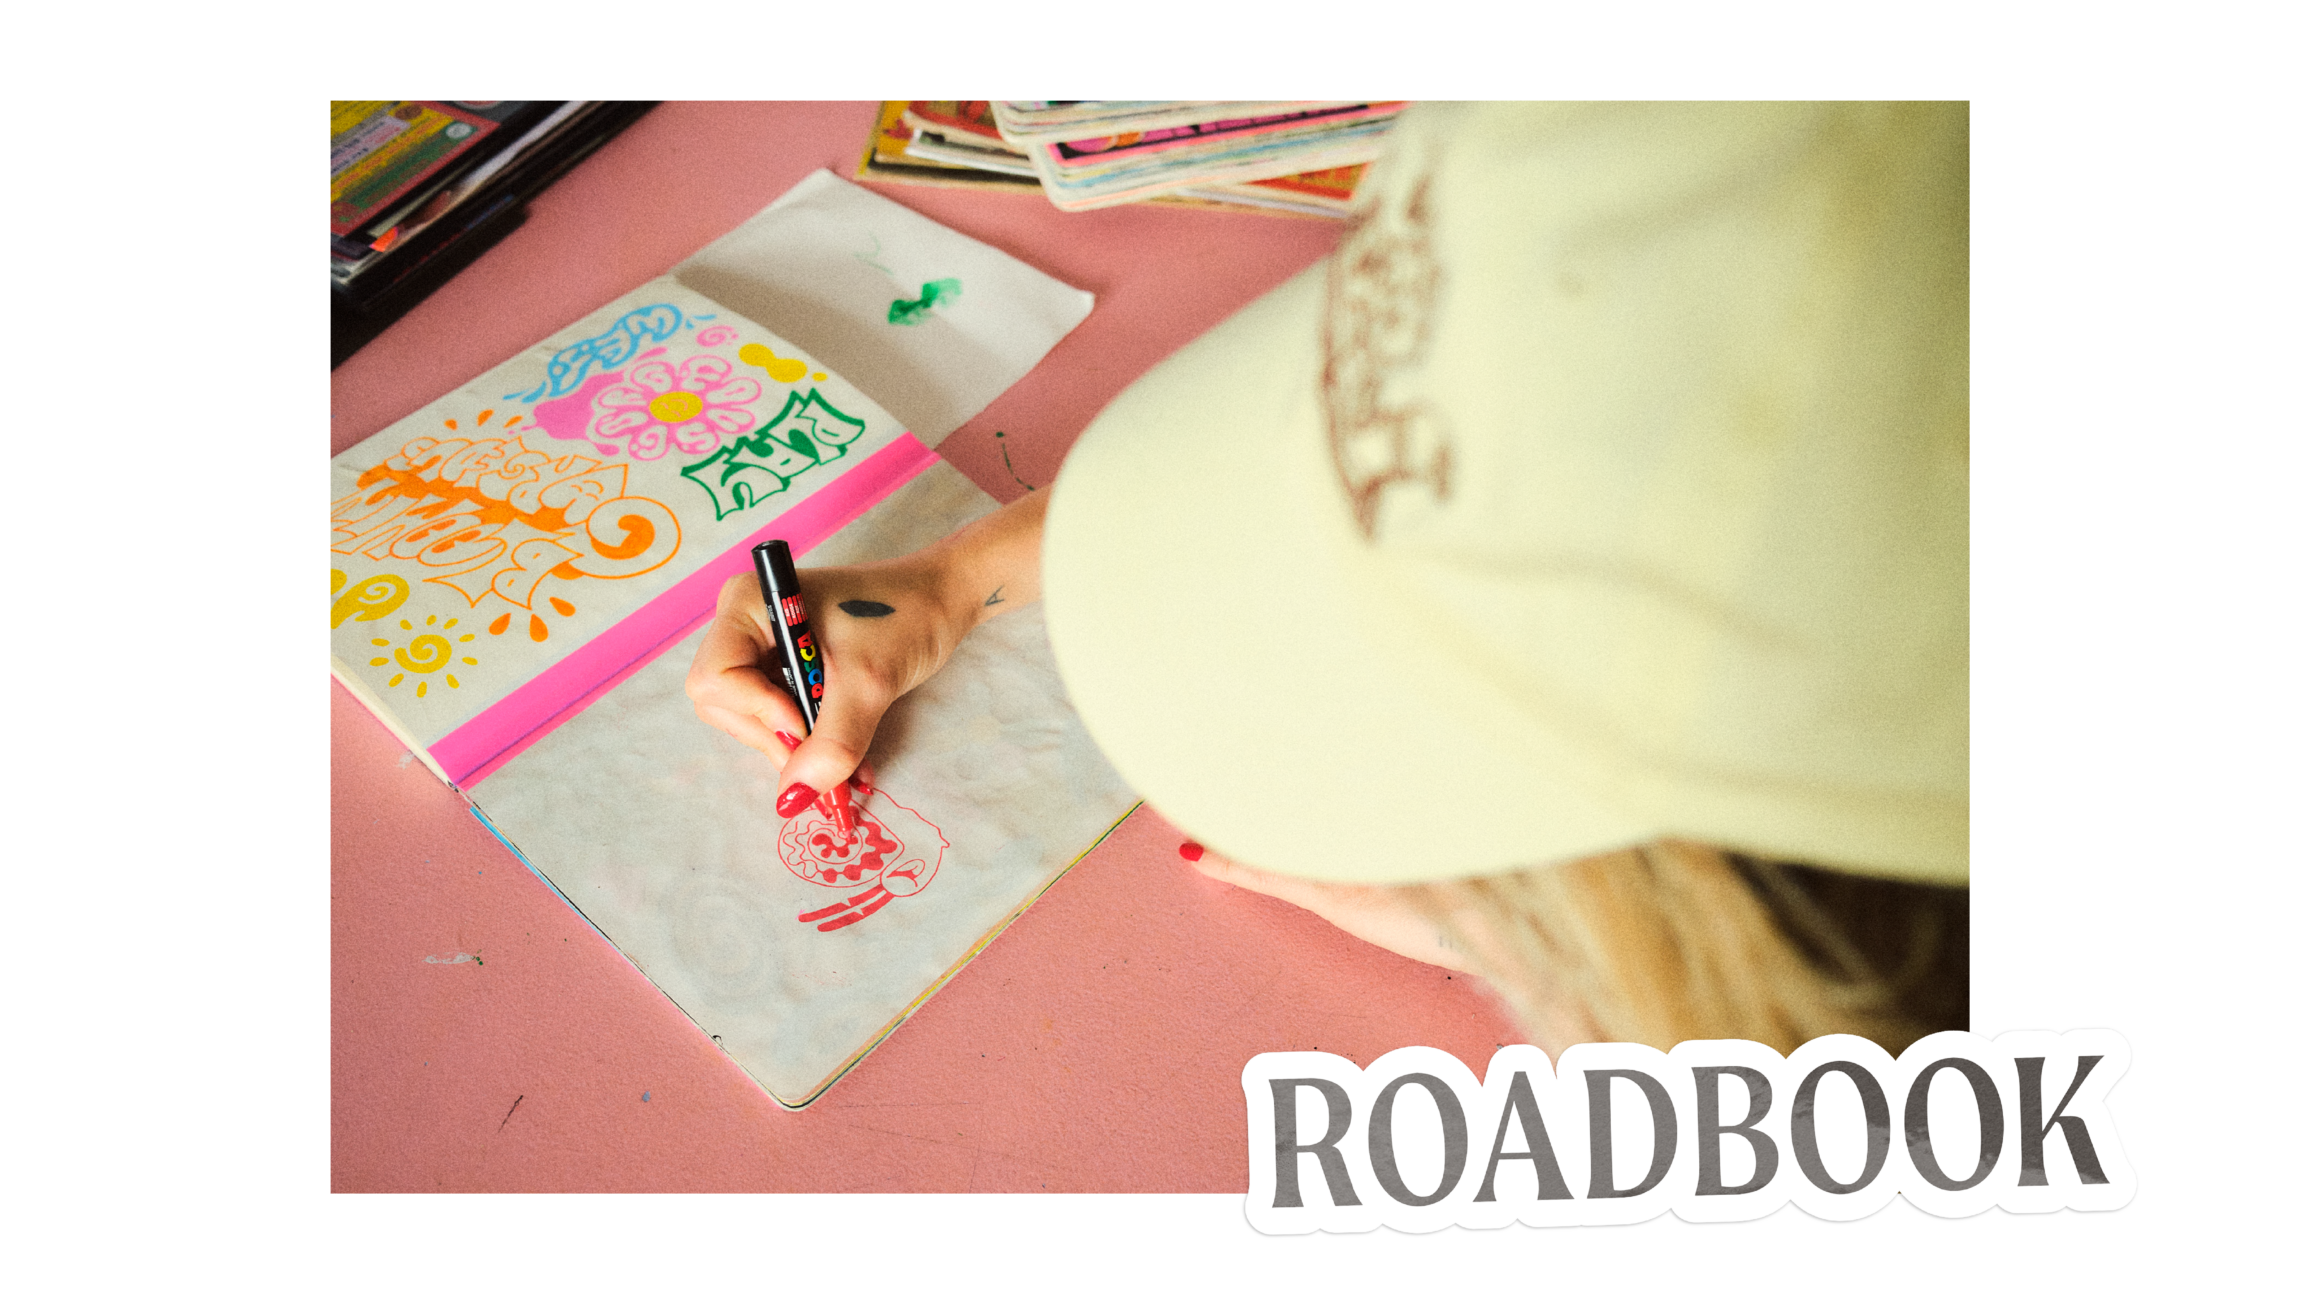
[781,813,895,888]
[776,789,949,899]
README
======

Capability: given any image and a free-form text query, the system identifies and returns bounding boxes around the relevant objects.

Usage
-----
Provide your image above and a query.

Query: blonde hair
[1411,839,1961,1055]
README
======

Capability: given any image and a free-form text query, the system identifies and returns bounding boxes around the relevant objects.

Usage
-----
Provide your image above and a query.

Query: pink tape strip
[436,433,939,788]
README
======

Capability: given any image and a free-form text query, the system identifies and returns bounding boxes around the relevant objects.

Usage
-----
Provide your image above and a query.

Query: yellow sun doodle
[368,614,480,698]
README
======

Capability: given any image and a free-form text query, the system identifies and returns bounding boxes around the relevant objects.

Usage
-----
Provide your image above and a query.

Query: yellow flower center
[648,390,704,424]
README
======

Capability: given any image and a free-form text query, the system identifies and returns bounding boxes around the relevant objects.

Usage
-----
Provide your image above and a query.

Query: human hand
[1184,843,1487,977]
[683,491,1049,818]
[1188,841,1603,1050]
[684,554,962,814]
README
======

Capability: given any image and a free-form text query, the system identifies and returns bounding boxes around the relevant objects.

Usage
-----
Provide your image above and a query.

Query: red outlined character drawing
[779,788,949,933]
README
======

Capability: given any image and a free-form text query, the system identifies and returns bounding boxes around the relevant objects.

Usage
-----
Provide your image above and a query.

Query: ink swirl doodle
[394,633,452,672]
[665,876,781,1006]
[330,572,409,628]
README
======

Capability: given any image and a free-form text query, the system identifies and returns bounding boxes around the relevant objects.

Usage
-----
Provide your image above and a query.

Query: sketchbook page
[466,470,1138,1107]
[671,169,1094,447]
[330,275,934,785]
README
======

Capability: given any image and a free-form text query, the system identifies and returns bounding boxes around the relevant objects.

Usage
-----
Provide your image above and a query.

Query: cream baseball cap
[1043,102,1968,886]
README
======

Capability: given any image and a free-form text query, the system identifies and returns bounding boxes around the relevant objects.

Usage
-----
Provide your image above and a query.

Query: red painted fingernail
[1179,841,1205,861]
[774,730,800,751]
[776,783,820,818]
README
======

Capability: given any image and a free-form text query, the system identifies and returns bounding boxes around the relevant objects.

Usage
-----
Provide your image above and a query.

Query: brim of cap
[1044,264,1653,884]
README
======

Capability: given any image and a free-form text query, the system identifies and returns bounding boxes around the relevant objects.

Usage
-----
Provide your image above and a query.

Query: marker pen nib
[830,781,857,841]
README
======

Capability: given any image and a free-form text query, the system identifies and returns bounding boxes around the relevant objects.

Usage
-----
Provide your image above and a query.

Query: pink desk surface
[331,101,1524,1193]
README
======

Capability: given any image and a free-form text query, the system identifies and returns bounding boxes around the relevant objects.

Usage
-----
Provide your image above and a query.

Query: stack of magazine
[329,101,654,365]
[858,101,1391,218]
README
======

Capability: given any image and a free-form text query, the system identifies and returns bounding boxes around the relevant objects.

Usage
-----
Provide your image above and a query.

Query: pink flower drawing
[588,355,763,460]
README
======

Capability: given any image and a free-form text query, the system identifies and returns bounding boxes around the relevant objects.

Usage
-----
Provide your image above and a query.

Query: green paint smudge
[888,278,962,326]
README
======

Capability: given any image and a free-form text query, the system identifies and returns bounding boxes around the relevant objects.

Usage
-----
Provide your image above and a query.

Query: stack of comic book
[330,101,654,365]
[857,101,1382,218]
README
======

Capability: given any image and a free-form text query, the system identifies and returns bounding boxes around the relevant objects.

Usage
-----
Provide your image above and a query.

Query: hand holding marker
[751,539,860,840]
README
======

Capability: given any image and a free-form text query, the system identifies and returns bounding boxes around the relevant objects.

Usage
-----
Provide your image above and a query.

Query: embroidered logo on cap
[1320,167,1452,541]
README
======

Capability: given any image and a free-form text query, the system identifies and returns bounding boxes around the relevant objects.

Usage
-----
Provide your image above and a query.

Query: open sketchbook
[330,178,1135,1106]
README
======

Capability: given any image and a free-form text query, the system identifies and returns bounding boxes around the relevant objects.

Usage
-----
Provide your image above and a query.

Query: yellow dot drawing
[812,371,826,381]
[738,342,810,383]
[648,390,704,423]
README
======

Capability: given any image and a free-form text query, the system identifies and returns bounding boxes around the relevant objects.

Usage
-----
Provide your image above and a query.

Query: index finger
[685,588,805,757]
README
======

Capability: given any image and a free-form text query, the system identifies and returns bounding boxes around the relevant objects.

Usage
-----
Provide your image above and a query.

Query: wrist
[936,491,1047,635]
[921,549,985,639]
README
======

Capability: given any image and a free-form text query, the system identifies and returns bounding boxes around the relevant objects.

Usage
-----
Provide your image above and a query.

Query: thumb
[772,671,890,814]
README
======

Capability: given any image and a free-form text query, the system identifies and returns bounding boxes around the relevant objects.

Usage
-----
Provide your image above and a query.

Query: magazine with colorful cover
[989,101,1402,211]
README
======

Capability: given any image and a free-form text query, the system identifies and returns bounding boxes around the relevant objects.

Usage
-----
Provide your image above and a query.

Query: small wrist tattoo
[984,586,1006,608]
[839,599,895,618]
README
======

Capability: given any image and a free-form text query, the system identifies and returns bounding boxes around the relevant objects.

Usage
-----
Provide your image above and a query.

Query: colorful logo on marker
[794,631,824,698]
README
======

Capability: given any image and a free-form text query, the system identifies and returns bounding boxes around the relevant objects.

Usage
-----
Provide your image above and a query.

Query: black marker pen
[751,539,823,732]
[753,539,855,838]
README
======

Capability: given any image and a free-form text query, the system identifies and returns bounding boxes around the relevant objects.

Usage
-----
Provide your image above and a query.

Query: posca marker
[753,540,856,839]
[774,729,859,840]
[752,540,823,729]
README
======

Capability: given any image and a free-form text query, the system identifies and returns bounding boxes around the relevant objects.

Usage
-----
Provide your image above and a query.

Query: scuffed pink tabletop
[331,101,1523,1192]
